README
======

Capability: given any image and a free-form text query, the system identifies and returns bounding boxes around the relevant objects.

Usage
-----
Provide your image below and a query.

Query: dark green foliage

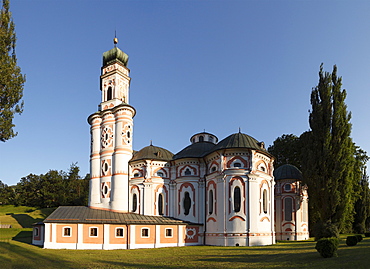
[268,134,301,170]
[314,220,339,241]
[353,149,370,233]
[0,0,26,142]
[0,163,89,207]
[346,235,358,246]
[315,237,339,258]
[302,64,357,236]
[364,232,370,237]
[355,234,363,242]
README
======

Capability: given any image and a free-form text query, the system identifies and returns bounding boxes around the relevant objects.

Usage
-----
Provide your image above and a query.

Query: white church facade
[32,42,308,249]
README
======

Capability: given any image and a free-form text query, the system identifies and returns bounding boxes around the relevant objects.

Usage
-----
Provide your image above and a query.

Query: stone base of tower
[205,233,276,247]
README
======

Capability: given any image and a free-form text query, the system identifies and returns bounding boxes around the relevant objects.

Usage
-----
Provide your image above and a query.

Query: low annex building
[33,40,308,249]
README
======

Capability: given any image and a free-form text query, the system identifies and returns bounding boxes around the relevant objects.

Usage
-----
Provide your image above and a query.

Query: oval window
[158,193,164,215]
[132,193,137,212]
[183,192,191,215]
[234,186,241,212]
[209,190,214,215]
[263,189,268,214]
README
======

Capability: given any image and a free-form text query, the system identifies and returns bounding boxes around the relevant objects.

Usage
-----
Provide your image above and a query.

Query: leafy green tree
[0,0,25,142]
[302,64,356,238]
[268,134,301,169]
[353,147,370,233]
[13,164,89,208]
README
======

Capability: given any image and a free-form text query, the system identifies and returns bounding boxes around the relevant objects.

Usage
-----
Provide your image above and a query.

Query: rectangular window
[90,227,98,237]
[141,228,149,238]
[34,227,39,237]
[116,228,124,237]
[284,198,293,221]
[63,227,71,237]
[165,228,173,238]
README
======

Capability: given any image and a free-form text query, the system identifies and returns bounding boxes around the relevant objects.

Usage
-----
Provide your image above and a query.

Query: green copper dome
[130,145,174,162]
[103,47,129,67]
[211,132,267,153]
[274,164,303,181]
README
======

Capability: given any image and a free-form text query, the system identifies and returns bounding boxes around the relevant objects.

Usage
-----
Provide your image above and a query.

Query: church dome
[173,142,215,160]
[274,164,303,181]
[211,132,268,153]
[103,47,129,67]
[130,145,173,162]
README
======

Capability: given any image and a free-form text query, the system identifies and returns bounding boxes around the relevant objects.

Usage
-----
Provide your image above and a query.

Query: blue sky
[1,0,370,185]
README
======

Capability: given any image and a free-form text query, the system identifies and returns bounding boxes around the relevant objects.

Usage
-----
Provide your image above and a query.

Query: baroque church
[32,41,309,249]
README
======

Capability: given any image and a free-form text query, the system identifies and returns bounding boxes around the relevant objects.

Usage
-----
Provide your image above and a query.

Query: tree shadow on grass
[10,214,36,228]
[0,241,75,269]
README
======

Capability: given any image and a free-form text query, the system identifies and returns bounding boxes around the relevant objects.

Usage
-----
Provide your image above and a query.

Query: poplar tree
[302,64,356,238]
[0,0,25,142]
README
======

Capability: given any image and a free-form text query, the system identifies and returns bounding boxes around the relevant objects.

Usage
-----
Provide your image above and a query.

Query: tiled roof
[173,142,215,160]
[44,206,194,225]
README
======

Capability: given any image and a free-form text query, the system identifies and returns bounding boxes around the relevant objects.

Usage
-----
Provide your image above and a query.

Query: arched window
[233,162,242,168]
[107,87,112,100]
[184,168,191,176]
[183,192,191,215]
[208,190,214,215]
[233,186,241,213]
[284,197,293,221]
[158,193,164,215]
[263,189,268,214]
[199,136,204,142]
[132,193,137,212]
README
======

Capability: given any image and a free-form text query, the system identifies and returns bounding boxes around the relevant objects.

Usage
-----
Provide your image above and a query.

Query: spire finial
[150,140,153,146]
[114,30,118,47]
[238,127,241,133]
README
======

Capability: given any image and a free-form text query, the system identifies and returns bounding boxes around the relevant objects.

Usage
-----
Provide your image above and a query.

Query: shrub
[355,234,363,242]
[364,232,370,237]
[314,221,339,240]
[315,237,339,258]
[346,236,358,246]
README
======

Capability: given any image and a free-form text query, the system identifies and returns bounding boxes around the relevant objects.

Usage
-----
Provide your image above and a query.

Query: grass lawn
[1,206,369,268]
[0,234,369,268]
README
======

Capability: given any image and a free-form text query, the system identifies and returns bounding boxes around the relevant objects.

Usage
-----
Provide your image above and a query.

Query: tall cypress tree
[302,64,355,238]
[0,0,25,142]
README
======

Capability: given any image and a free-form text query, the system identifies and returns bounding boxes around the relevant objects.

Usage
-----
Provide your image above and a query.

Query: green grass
[0,235,369,268]
[0,205,55,228]
[1,206,370,268]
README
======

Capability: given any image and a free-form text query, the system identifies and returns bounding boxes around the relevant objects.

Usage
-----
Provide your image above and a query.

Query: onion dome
[211,132,268,153]
[274,164,303,181]
[103,47,129,67]
[130,145,173,162]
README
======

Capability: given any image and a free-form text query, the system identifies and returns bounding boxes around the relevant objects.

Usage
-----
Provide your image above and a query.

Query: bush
[346,236,358,246]
[364,232,370,237]
[315,237,339,258]
[314,221,339,240]
[355,234,363,242]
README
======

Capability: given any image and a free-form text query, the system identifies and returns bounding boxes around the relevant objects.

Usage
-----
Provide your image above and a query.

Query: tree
[268,134,301,169]
[0,0,25,142]
[353,147,370,233]
[302,64,356,238]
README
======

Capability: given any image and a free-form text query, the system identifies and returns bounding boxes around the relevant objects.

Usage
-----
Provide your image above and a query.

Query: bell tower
[88,38,136,212]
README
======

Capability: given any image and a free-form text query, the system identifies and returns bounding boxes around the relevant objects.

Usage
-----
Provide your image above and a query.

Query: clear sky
[1,0,370,186]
